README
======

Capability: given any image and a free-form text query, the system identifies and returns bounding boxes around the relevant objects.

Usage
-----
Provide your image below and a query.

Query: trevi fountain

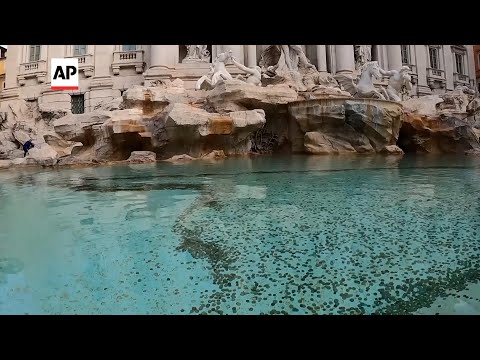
[1,45,480,315]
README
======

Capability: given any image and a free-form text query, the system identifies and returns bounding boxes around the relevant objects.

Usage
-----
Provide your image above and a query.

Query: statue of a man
[195,51,233,90]
[355,45,372,70]
[260,45,315,76]
[379,65,412,102]
[231,56,261,86]
[184,45,210,62]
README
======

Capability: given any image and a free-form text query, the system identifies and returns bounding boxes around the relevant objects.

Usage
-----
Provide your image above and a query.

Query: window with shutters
[401,45,410,65]
[429,47,439,69]
[455,53,464,75]
[122,45,136,51]
[29,45,41,62]
[73,45,87,56]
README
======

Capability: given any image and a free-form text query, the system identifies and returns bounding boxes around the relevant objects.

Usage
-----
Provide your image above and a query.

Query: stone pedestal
[41,88,71,111]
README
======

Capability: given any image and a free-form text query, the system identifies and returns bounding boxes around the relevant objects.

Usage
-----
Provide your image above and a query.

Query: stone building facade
[0,46,6,92]
[0,45,477,113]
[474,45,480,93]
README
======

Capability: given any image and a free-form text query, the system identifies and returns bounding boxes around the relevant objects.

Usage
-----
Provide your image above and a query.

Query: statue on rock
[195,51,233,90]
[150,78,185,89]
[259,45,316,91]
[355,45,372,70]
[437,85,476,112]
[379,65,413,102]
[231,56,262,86]
[302,67,352,98]
[335,61,386,100]
[183,45,210,63]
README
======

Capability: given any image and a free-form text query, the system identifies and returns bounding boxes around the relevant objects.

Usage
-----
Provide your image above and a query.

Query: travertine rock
[289,98,403,154]
[25,143,58,166]
[0,160,11,169]
[206,80,298,112]
[304,132,356,154]
[122,84,191,113]
[200,150,226,159]
[398,111,480,154]
[127,151,157,163]
[163,154,196,162]
[401,95,444,115]
[13,130,32,145]
[379,145,404,155]
[152,103,265,157]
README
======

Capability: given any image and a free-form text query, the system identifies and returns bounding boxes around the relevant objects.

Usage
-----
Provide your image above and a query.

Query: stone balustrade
[112,49,145,75]
[17,60,47,85]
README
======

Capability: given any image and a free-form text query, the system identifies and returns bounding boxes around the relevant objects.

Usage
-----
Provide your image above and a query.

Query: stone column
[42,45,71,111]
[316,45,327,72]
[144,45,179,82]
[466,45,476,90]
[150,45,177,69]
[46,45,65,82]
[246,45,257,67]
[4,45,20,89]
[91,45,114,79]
[414,45,431,96]
[221,45,244,64]
[335,45,355,74]
[89,45,115,111]
[443,45,454,91]
[387,45,402,71]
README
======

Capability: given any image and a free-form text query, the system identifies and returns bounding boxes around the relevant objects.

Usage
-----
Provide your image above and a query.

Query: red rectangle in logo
[51,86,79,90]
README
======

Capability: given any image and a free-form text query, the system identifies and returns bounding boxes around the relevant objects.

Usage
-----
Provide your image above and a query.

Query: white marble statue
[379,66,412,102]
[355,45,372,70]
[438,84,476,112]
[195,51,233,90]
[183,45,210,63]
[231,56,261,86]
[335,61,385,99]
[259,45,315,77]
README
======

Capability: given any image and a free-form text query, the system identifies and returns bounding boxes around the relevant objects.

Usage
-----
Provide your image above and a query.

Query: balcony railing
[426,67,446,88]
[453,73,469,84]
[427,68,445,78]
[112,50,145,75]
[18,60,47,85]
[71,54,94,77]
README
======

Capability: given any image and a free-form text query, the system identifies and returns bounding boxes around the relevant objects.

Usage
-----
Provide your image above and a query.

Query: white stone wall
[0,45,477,113]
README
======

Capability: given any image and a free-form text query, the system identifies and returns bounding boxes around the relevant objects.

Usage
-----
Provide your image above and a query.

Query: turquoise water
[1,155,480,315]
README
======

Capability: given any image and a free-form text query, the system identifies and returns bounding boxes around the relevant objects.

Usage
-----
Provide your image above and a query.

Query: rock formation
[399,93,480,154]
[127,151,157,163]
[2,56,480,171]
[289,99,404,154]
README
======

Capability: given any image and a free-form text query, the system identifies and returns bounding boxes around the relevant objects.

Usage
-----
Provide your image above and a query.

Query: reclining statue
[195,51,234,90]
[230,56,262,86]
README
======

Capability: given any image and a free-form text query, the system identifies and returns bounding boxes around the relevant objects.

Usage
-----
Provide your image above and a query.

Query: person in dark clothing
[23,140,34,157]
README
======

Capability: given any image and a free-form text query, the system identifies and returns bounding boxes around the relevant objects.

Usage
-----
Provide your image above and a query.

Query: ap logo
[51,58,79,90]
